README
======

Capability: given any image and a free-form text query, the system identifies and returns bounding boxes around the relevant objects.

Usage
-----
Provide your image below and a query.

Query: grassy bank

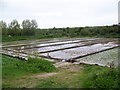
[2,55,56,88]
[2,55,119,88]
[0,54,2,89]
[81,65,119,88]
[34,65,119,88]
[2,35,49,42]
[2,35,91,42]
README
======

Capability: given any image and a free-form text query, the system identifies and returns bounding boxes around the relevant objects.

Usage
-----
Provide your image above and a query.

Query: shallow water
[9,38,107,54]
[6,38,97,50]
[2,38,119,67]
[22,43,84,54]
[40,42,118,60]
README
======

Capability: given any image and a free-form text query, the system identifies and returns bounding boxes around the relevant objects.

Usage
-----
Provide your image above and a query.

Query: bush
[24,58,56,73]
[82,65,119,89]
[16,58,55,73]
[92,69,119,88]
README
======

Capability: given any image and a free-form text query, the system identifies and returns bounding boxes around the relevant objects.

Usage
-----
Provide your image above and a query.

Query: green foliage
[22,19,31,29]
[21,29,35,36]
[2,55,56,79]
[0,20,7,29]
[82,65,119,88]
[21,19,38,36]
[92,69,119,88]
[8,19,20,30]
[2,36,35,42]
[1,19,119,42]
[36,77,68,88]
[21,19,38,30]
[2,54,119,88]
[80,28,91,36]
[25,58,56,73]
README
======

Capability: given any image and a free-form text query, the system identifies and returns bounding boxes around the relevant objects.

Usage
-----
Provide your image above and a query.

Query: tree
[8,20,21,36]
[80,28,91,36]
[31,19,38,29]
[0,20,8,35]
[21,19,38,30]
[21,19,38,36]
[0,20,7,29]
[8,19,20,29]
[21,19,31,29]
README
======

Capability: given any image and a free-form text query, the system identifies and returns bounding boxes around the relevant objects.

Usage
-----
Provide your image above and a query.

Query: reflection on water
[7,38,96,50]
[24,43,84,53]
[40,42,118,60]
[2,38,119,67]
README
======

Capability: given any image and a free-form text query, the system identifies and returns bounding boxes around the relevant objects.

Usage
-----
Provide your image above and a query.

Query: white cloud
[0,0,119,28]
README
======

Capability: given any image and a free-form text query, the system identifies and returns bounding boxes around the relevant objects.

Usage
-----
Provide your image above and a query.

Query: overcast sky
[0,0,119,28]
[118,1,120,23]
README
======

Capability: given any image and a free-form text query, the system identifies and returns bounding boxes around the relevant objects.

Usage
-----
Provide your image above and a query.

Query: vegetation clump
[1,20,119,42]
[2,55,56,78]
[82,65,119,89]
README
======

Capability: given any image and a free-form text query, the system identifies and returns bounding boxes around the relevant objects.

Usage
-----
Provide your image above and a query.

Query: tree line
[0,19,119,38]
[1,19,38,36]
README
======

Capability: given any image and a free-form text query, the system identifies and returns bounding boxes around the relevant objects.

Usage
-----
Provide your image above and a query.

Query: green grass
[0,54,2,89]
[2,54,119,88]
[2,35,43,42]
[2,35,68,42]
[2,55,56,88]
[81,65,119,88]
[34,64,119,89]
[2,55,56,78]
[35,65,83,88]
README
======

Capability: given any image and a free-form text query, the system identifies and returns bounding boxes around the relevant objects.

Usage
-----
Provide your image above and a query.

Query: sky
[0,0,119,28]
[118,1,120,23]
